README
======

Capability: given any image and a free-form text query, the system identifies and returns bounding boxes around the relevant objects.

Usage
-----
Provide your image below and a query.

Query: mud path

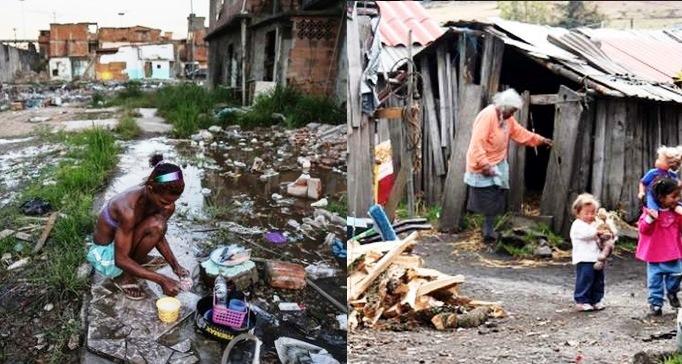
[349,233,676,364]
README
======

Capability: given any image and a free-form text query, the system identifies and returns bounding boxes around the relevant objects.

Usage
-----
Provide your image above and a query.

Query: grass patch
[234,85,344,129]
[663,354,682,364]
[115,113,141,140]
[155,83,233,138]
[0,127,119,362]
[395,200,442,226]
[617,236,637,253]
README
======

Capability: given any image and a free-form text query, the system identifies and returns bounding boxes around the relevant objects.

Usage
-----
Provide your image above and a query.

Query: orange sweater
[466,105,544,173]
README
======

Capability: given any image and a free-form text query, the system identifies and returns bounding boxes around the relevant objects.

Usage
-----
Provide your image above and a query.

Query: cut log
[457,306,492,328]
[416,275,465,297]
[431,313,458,331]
[349,232,419,301]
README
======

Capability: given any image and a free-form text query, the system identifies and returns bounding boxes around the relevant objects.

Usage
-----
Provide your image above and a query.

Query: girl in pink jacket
[636,177,682,316]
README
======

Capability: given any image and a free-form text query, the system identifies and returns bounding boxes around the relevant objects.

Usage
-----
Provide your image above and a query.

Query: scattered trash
[274,337,340,364]
[170,339,192,353]
[264,230,287,245]
[208,125,223,133]
[191,129,214,142]
[20,198,52,216]
[217,221,265,236]
[265,260,306,290]
[271,193,284,201]
[336,314,347,331]
[251,157,264,173]
[28,117,51,123]
[248,303,280,326]
[287,219,301,230]
[311,198,328,208]
[67,333,79,351]
[278,302,303,311]
[43,303,54,312]
[305,262,339,280]
[331,238,347,259]
[7,257,29,270]
[201,188,212,196]
[76,262,92,280]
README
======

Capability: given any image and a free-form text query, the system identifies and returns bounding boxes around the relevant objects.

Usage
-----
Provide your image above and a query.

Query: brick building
[205,0,343,104]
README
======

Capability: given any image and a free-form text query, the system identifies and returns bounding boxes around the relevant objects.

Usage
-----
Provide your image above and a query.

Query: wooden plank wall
[508,91,530,213]
[438,33,502,231]
[589,99,681,224]
[346,10,374,220]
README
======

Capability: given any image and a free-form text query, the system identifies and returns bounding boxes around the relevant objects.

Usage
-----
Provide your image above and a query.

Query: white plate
[210,247,251,267]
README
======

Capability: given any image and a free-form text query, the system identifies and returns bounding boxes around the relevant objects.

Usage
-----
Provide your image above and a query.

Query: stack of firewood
[347,232,506,331]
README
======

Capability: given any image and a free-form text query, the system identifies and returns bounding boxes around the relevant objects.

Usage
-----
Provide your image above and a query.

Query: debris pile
[288,123,346,171]
[347,232,506,331]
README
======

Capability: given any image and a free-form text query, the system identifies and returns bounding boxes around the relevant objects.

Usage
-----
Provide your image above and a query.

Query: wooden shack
[408,19,682,236]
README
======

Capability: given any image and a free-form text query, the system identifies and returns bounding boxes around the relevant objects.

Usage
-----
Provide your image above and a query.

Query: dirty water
[0,140,65,208]
[87,127,346,362]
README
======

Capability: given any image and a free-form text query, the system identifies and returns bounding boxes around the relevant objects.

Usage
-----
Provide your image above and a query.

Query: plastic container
[156,297,181,323]
[213,294,247,328]
[229,298,247,312]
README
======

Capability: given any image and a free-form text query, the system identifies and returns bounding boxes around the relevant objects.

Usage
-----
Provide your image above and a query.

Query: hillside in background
[422,1,682,29]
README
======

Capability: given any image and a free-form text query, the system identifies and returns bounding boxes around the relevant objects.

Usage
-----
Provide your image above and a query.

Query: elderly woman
[465,89,552,243]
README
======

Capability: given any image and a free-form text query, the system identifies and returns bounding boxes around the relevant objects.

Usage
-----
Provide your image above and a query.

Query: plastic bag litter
[304,262,339,279]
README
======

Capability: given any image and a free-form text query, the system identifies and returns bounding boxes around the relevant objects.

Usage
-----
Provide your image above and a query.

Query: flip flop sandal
[141,256,168,270]
[113,282,147,301]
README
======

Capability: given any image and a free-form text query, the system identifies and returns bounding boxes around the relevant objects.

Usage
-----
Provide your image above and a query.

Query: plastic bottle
[214,275,228,306]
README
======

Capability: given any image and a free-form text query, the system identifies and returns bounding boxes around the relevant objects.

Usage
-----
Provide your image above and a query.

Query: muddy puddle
[0,139,65,208]
[89,126,346,363]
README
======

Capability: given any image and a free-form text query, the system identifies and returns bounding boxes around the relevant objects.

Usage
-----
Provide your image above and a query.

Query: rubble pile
[287,123,346,171]
[347,232,506,331]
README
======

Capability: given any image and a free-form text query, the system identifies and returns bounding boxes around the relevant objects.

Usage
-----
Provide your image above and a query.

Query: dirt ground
[0,106,119,137]
[348,233,679,364]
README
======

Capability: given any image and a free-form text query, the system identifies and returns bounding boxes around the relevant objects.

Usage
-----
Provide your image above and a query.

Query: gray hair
[493,89,523,110]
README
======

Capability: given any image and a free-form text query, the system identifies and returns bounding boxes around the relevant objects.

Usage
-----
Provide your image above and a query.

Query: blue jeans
[574,262,604,304]
[647,260,682,306]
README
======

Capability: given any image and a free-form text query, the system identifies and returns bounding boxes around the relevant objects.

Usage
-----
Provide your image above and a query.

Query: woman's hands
[541,137,553,147]
[173,265,190,278]
[160,276,181,296]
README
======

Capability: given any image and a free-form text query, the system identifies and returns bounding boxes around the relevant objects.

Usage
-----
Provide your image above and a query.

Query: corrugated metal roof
[576,28,682,83]
[378,45,423,73]
[489,18,682,102]
[376,1,444,47]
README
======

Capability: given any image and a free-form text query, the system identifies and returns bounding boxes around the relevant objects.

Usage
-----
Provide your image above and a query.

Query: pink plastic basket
[212,294,248,329]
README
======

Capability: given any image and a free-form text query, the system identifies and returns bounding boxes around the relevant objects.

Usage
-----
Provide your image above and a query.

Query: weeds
[238,85,344,128]
[664,354,682,364]
[395,200,442,226]
[0,127,119,361]
[115,114,141,140]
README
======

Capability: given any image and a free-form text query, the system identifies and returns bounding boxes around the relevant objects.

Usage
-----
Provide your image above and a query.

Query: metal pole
[406,30,415,218]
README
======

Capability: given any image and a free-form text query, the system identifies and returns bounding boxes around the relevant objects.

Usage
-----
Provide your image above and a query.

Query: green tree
[497,1,554,25]
[555,1,604,28]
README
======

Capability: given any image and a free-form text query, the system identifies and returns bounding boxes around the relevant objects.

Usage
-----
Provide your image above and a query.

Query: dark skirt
[466,185,507,216]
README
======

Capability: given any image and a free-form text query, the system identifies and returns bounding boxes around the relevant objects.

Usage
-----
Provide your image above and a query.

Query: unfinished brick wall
[49,23,90,57]
[286,16,340,96]
[98,27,162,43]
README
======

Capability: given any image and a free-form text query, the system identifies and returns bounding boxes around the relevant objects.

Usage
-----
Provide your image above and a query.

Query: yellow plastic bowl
[156,297,181,323]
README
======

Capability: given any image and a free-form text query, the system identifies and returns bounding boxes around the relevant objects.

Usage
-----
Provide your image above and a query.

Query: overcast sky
[0,0,210,40]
